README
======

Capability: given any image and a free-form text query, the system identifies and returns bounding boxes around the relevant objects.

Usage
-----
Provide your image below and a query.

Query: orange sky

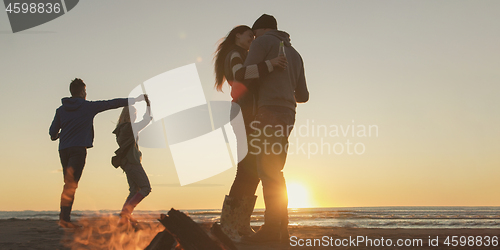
[0,0,499,211]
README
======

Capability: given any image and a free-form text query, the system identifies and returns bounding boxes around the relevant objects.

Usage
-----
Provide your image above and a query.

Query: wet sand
[0,219,70,250]
[1,218,500,249]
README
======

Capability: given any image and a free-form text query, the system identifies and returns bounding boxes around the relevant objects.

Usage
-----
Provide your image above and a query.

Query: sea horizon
[2,206,499,229]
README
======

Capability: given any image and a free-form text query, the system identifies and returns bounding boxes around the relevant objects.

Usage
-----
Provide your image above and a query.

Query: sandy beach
[1,217,500,250]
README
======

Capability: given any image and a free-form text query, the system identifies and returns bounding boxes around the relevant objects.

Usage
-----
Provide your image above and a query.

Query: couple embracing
[213,14,309,244]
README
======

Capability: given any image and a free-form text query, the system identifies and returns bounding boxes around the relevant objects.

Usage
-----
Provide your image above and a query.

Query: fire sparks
[62,214,164,250]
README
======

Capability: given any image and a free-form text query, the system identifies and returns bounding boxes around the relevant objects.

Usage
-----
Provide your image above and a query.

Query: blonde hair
[117,106,136,125]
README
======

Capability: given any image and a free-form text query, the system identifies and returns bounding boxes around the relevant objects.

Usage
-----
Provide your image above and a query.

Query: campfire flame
[63,214,165,250]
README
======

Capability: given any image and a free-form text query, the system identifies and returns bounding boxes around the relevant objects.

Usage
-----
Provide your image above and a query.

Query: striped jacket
[224,46,274,101]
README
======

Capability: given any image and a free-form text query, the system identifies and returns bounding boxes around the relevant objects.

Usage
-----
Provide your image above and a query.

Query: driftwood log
[144,229,176,250]
[210,222,237,250]
[145,208,237,250]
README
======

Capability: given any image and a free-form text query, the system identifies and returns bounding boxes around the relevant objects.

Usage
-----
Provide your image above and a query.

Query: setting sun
[286,182,312,208]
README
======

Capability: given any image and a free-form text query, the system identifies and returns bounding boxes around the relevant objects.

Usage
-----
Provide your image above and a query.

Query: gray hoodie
[243,30,309,112]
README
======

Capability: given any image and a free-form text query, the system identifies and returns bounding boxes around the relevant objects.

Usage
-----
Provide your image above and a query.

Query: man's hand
[51,133,59,141]
[270,55,287,70]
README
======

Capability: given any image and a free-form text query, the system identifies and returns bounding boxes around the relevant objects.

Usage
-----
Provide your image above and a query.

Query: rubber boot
[237,195,257,236]
[219,195,241,241]
[119,196,137,224]
[119,192,145,226]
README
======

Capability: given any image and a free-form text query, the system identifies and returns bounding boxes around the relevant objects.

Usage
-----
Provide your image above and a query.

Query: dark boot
[59,206,72,222]
[58,206,80,228]
[281,183,289,244]
[280,213,289,244]
[242,223,280,244]
[245,172,288,244]
[243,193,282,244]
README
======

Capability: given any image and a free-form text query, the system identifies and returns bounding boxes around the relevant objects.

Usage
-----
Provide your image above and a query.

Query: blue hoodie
[49,97,134,150]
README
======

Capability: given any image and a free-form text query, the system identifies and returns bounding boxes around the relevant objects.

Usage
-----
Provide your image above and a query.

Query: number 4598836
[444,236,498,247]
[5,2,61,14]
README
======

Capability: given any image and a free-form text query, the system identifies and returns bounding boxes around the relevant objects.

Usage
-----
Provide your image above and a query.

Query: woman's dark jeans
[228,102,260,198]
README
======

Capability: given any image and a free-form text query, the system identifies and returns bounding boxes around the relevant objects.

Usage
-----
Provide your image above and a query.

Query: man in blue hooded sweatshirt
[49,78,146,228]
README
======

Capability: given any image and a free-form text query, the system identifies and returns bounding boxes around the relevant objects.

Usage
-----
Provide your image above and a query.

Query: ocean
[1,207,499,229]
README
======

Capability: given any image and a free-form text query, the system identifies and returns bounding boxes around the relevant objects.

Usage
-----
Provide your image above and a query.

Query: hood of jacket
[112,122,132,134]
[61,97,85,111]
[265,30,291,46]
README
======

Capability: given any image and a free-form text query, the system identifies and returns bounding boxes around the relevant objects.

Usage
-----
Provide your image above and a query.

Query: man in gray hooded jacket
[244,14,309,244]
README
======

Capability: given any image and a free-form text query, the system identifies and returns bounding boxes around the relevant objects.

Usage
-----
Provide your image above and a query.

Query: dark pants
[58,146,87,221]
[229,138,260,197]
[121,162,152,200]
[228,102,260,198]
[250,106,295,227]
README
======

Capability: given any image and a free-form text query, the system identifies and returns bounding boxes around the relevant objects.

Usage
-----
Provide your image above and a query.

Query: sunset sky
[0,0,499,211]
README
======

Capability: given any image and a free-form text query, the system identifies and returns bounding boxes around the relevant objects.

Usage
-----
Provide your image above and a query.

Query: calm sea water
[1,207,499,229]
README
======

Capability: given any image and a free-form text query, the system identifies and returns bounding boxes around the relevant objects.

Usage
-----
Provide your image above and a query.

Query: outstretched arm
[91,95,146,114]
